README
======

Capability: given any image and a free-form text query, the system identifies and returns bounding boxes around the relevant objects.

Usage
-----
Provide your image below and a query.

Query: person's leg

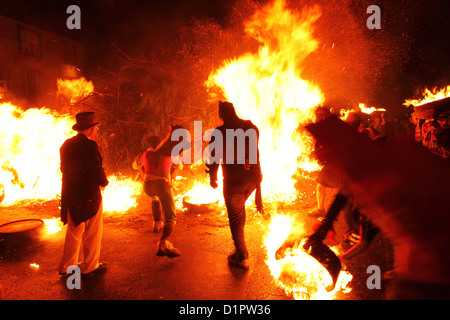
[156,181,180,257]
[144,181,164,232]
[79,202,104,274]
[160,221,175,242]
[59,211,84,274]
[151,199,164,232]
[225,191,248,261]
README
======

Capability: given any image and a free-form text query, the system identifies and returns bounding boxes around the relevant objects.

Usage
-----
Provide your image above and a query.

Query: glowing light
[0,103,75,205]
[0,102,141,215]
[202,0,351,299]
[102,174,142,214]
[264,214,352,299]
[42,218,63,234]
[358,103,386,114]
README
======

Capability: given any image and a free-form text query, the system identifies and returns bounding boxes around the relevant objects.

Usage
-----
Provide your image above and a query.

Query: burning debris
[57,77,95,105]
[0,102,141,212]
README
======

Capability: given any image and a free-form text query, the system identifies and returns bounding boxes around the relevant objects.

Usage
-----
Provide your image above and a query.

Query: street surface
[0,174,390,301]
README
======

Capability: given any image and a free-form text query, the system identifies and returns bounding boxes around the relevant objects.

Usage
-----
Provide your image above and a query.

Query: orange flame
[358,103,386,114]
[102,174,142,214]
[0,102,75,205]
[403,85,450,107]
[57,77,94,104]
[264,214,352,300]
[0,102,140,216]
[206,0,324,201]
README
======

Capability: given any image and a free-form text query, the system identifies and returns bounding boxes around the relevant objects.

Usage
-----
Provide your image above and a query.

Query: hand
[210,179,218,189]
[257,207,270,220]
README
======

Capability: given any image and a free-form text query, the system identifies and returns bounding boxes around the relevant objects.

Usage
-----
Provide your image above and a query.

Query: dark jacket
[60,133,109,226]
[206,117,262,184]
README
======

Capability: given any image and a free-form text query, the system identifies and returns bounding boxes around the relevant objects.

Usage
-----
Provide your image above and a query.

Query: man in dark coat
[59,111,109,275]
[206,101,263,269]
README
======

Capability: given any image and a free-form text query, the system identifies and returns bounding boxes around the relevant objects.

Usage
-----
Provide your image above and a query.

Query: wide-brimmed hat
[72,112,99,131]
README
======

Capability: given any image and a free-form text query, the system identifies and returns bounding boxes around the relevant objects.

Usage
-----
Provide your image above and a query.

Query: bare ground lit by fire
[0,169,389,300]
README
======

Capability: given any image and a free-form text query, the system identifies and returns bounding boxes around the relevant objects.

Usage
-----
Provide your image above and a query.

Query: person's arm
[86,141,109,187]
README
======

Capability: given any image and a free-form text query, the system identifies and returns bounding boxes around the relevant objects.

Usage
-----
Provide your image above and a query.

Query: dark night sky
[1,0,449,110]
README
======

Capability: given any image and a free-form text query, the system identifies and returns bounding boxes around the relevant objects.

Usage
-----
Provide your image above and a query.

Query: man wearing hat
[59,111,109,275]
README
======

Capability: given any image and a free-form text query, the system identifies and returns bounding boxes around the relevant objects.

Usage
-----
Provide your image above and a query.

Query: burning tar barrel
[413,96,450,119]
[0,219,45,248]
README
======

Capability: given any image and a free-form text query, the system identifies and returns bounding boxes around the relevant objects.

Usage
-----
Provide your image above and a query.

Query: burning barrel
[0,219,45,248]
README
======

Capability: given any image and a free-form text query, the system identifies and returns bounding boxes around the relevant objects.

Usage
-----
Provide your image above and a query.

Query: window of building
[22,69,39,98]
[17,25,41,58]
[63,41,77,66]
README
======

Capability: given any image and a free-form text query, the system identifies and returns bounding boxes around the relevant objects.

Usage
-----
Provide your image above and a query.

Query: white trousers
[59,202,103,274]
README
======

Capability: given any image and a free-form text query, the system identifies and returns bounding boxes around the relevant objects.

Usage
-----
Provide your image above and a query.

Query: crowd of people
[305,102,450,299]
[55,101,263,278]
[1,98,449,300]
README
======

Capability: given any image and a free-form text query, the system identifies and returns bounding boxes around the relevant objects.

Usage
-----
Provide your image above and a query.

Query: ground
[0,172,391,301]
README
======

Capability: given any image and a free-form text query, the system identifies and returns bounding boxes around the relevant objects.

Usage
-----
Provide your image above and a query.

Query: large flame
[358,103,386,114]
[102,174,141,214]
[57,77,95,104]
[0,103,74,205]
[0,102,140,219]
[264,214,352,300]
[206,0,324,201]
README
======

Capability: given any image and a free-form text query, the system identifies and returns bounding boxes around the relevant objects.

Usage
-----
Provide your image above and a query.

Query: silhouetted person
[206,101,263,269]
[59,112,109,275]
[306,115,450,299]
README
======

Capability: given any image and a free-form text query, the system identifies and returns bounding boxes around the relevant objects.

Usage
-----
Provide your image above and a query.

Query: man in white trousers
[59,112,109,276]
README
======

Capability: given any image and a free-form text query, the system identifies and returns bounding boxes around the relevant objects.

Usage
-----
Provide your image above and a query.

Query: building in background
[0,14,84,106]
